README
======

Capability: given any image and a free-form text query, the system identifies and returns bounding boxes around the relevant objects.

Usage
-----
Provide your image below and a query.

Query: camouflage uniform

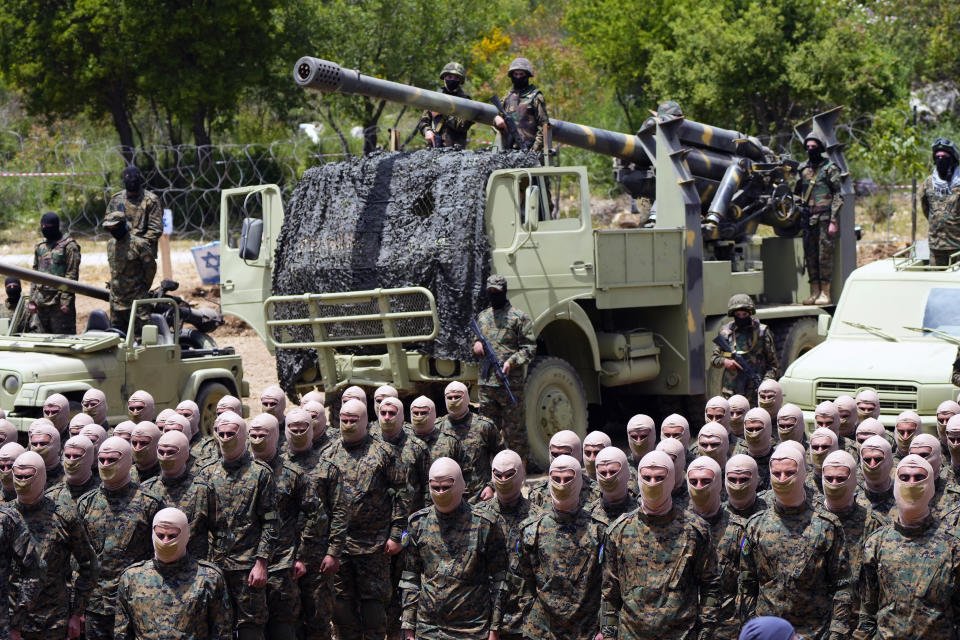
[856,485,897,521]
[325,433,409,640]
[141,470,216,560]
[416,86,474,148]
[513,506,606,640]
[920,173,960,266]
[478,496,532,640]
[587,495,638,527]
[710,317,779,401]
[199,451,278,633]
[106,233,155,332]
[476,298,536,463]
[855,516,960,639]
[12,493,99,639]
[77,481,164,639]
[191,435,221,466]
[46,474,101,511]
[0,297,32,333]
[795,158,844,284]
[600,506,721,640]
[0,504,44,640]
[400,500,507,639]
[30,234,81,334]
[105,188,163,254]
[696,506,750,640]
[115,555,233,640]
[501,85,549,152]
[434,411,504,503]
[263,453,310,633]
[131,462,160,485]
[739,501,853,639]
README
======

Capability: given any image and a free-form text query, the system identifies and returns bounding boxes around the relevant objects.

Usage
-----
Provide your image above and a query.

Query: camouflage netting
[271,148,538,393]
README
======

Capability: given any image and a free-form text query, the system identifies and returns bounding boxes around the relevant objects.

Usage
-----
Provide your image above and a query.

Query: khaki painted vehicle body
[0,265,248,435]
[781,246,960,435]
[218,58,856,466]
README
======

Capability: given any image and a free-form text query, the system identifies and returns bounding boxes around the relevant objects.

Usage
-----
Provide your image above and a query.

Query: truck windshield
[833,283,960,340]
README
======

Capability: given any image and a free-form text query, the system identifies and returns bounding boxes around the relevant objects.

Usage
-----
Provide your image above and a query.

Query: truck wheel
[196,382,231,436]
[776,317,821,370]
[523,356,587,469]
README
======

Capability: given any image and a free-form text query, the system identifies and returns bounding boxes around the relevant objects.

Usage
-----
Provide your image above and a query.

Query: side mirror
[141,324,159,346]
[239,218,263,260]
[817,314,831,337]
[524,185,540,230]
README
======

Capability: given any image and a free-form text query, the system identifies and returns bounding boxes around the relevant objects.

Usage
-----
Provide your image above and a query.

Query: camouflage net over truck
[271,148,538,393]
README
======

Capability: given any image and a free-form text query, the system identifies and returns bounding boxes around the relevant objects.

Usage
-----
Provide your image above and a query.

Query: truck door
[122,299,181,412]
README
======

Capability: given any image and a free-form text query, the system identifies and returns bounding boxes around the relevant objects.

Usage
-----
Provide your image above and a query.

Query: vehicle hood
[785,338,955,384]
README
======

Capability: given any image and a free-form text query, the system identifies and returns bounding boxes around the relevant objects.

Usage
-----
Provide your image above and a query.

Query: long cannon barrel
[0,262,109,302]
[294,56,651,167]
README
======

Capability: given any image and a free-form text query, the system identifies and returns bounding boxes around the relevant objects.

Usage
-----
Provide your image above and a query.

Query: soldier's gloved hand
[27,302,36,312]
[425,130,436,146]
[473,341,484,356]
[480,486,494,501]
[724,358,743,372]
[320,554,340,575]
[248,558,268,588]
[293,561,307,579]
[828,221,838,235]
[384,539,403,556]
[494,115,506,130]
[68,614,84,639]
[502,360,511,375]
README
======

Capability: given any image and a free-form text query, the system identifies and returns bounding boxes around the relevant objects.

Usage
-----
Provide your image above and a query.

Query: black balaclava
[806,140,824,164]
[109,218,129,241]
[935,151,956,181]
[40,212,61,243]
[122,166,144,193]
[511,73,529,91]
[4,278,20,304]
[734,314,752,328]
[489,288,507,309]
[444,77,461,93]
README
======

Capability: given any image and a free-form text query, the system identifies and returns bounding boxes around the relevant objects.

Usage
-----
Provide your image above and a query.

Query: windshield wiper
[903,326,960,346]
[842,321,899,342]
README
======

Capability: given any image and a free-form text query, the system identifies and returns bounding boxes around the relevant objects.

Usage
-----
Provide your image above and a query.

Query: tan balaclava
[809,427,839,475]
[155,408,176,431]
[13,451,46,504]
[410,396,437,436]
[0,419,17,447]
[744,408,773,456]
[163,413,192,436]
[127,390,156,423]
[157,430,190,478]
[856,418,886,447]
[249,413,280,461]
[550,430,583,465]
[894,454,935,526]
[217,395,242,416]
[339,399,368,444]
[443,381,469,419]
[855,389,881,423]
[595,446,629,503]
[834,395,857,437]
[705,396,731,431]
[341,386,367,405]
[0,442,25,493]
[725,454,759,510]
[894,410,922,455]
[945,414,960,468]
[302,401,328,442]
[42,393,70,434]
[99,436,133,489]
[69,413,94,437]
[757,379,783,422]
[582,431,611,479]
[770,443,807,507]
[260,385,287,422]
[909,434,943,478]
[285,408,314,453]
[112,421,136,442]
[687,456,722,518]
[378,397,405,440]
[176,400,201,440]
[638,450,675,516]
[82,388,108,425]
[936,400,960,442]
[697,423,730,469]
[216,411,248,461]
[80,423,108,453]
[814,401,841,436]
[656,437,686,490]
[661,414,691,448]
[301,390,324,406]
[728,395,750,436]
[822,450,857,513]
[778,439,806,458]
[776,404,805,443]
[153,507,190,563]
[30,422,61,470]
[550,454,583,513]
[626,414,655,460]
[132,422,162,470]
[860,435,894,493]
[63,435,95,485]
[429,457,465,513]
[491,449,525,503]
[373,385,399,416]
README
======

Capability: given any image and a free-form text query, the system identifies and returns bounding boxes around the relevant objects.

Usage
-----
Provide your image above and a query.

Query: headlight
[2,375,20,394]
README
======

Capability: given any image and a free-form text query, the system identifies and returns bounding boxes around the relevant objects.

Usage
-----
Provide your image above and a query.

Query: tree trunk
[107,86,135,163]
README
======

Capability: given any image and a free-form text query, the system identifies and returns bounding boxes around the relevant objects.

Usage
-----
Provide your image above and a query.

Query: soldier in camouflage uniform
[0,442,25,503]
[582,430,611,480]
[739,443,853,639]
[527,430,598,510]
[919,137,960,266]
[103,211,155,333]
[513,454,604,640]
[29,212,80,334]
[0,494,44,640]
[301,400,333,455]
[473,274,536,466]
[795,133,845,304]
[115,507,233,640]
[199,411,278,640]
[417,62,474,148]
[326,399,409,640]
[131,421,162,484]
[409,397,464,494]
[494,58,549,152]
[724,454,770,523]
[944,414,960,485]
[106,165,163,259]
[600,450,721,640]
[78,436,165,640]
[435,381,504,503]
[656,437,691,513]
[0,277,33,333]
[625,414,656,496]
[11,450,99,640]
[855,435,897,519]
[893,409,921,464]
[400,457,506,640]
[856,454,960,639]
[83,388,110,431]
[589,446,636,526]
[711,294,778,401]
[29,420,65,488]
[48,435,101,511]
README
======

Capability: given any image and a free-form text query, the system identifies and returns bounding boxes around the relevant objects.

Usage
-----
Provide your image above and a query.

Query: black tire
[523,356,587,469]
[196,381,231,436]
[775,317,822,371]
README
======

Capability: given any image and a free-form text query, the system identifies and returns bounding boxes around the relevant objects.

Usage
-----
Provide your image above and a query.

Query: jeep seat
[85,310,110,332]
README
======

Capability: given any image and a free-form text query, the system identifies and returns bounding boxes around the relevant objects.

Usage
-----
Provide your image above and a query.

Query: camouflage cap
[932,137,959,162]
[508,57,534,77]
[657,101,683,118]
[102,211,126,228]
[440,62,465,80]
[486,274,507,292]
[727,293,755,315]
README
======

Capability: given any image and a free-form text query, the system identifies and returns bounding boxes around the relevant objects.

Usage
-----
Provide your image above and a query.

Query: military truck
[217,57,856,465]
[780,244,960,433]
[0,263,248,434]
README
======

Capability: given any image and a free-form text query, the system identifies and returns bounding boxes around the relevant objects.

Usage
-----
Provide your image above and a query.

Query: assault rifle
[471,318,517,404]
[490,95,530,151]
[712,333,763,393]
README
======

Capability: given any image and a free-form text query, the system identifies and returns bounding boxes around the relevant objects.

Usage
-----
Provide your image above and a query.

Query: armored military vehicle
[218,57,855,465]
[0,263,248,435]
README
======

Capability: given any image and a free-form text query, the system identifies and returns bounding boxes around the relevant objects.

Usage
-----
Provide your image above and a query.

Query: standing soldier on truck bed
[795,134,844,305]
[106,165,161,286]
[711,294,779,402]
[493,58,549,152]
[29,212,81,334]
[417,62,474,148]
[103,212,156,333]
[919,137,960,267]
